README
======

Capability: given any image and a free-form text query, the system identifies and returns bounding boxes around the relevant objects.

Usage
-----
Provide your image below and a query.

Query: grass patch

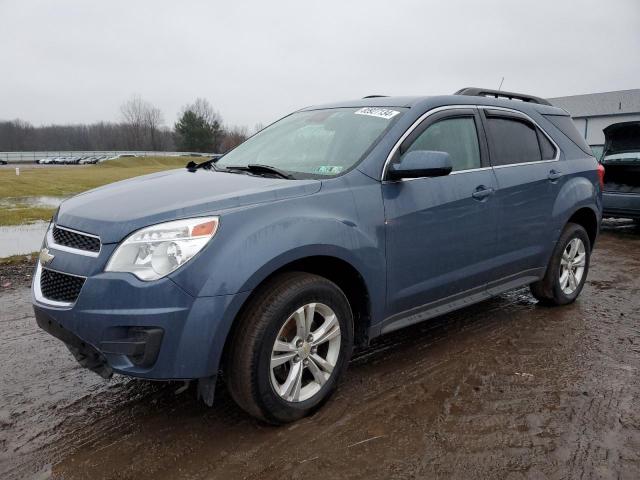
[0,252,37,265]
[0,156,197,225]
[0,206,56,226]
[1,156,193,198]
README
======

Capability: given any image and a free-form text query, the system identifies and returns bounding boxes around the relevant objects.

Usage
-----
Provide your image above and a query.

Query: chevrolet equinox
[33,88,603,423]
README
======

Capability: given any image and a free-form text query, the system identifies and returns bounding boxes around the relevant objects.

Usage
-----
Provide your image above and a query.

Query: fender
[542,166,601,270]
[234,243,381,303]
[194,227,386,378]
[196,243,384,377]
[167,177,387,365]
[170,173,386,299]
[551,168,599,235]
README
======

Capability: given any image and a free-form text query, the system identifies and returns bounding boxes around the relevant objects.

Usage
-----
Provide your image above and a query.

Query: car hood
[56,169,321,243]
[603,121,640,157]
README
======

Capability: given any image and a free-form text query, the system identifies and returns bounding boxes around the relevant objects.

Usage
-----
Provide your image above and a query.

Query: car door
[382,107,499,320]
[480,108,562,284]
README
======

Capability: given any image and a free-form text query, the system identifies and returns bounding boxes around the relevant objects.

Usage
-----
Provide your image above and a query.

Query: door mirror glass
[388,150,452,179]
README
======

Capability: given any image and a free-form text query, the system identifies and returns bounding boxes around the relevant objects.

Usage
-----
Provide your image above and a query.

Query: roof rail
[454,87,551,106]
[362,95,388,99]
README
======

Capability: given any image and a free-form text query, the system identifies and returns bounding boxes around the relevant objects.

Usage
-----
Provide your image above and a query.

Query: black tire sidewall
[253,278,353,423]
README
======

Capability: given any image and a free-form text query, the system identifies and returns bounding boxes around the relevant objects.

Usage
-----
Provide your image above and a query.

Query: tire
[227,272,354,424]
[530,223,591,305]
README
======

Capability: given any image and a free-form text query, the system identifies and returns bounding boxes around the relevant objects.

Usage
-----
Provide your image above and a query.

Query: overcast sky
[1,0,639,129]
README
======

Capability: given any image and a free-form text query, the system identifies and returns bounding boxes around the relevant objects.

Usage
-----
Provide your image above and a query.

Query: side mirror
[387,150,452,180]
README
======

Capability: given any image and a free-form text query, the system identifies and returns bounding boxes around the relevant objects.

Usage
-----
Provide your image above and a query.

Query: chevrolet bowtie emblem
[39,247,55,266]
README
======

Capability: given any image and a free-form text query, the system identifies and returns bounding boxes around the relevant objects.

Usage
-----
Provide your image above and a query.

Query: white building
[548,89,640,156]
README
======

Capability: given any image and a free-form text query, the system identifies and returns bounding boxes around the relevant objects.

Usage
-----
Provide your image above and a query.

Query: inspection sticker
[354,107,400,119]
[315,165,344,175]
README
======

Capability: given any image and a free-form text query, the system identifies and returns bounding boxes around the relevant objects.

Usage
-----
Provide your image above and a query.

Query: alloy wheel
[559,237,586,295]
[270,303,341,402]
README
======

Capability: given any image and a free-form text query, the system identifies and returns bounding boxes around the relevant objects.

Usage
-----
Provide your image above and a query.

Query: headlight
[105,217,219,281]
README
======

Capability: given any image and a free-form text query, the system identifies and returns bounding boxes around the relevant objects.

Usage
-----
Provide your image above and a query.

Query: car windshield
[216,107,405,178]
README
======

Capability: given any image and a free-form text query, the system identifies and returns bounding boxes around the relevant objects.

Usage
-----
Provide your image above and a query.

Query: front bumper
[32,263,250,380]
[603,192,640,219]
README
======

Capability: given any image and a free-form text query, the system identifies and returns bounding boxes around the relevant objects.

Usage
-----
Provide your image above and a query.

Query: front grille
[53,226,100,253]
[40,268,85,303]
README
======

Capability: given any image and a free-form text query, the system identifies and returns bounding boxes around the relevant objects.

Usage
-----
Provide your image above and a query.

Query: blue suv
[33,88,603,423]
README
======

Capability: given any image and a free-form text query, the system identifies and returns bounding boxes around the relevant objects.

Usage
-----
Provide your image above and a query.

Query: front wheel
[530,223,591,305]
[227,272,353,424]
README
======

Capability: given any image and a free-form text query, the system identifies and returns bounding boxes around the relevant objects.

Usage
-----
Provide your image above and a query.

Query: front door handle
[548,169,563,181]
[472,185,495,200]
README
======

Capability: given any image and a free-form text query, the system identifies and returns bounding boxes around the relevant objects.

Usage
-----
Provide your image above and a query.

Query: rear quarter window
[543,114,593,155]
[537,129,557,160]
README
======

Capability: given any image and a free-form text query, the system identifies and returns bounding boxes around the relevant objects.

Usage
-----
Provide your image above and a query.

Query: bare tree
[220,125,249,152]
[120,95,146,148]
[0,119,34,150]
[0,119,176,151]
[186,98,222,127]
[144,104,164,150]
[120,95,164,150]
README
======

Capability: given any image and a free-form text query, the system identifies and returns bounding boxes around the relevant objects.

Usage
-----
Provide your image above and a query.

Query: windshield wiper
[225,164,294,179]
[185,155,223,172]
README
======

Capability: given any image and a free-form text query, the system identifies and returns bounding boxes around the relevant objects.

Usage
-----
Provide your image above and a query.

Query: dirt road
[2,223,639,479]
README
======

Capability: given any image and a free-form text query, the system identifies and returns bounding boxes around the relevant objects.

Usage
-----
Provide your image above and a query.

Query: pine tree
[174,99,223,152]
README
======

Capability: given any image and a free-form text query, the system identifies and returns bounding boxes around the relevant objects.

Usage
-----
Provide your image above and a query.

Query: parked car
[600,121,640,221]
[33,88,602,423]
[0,159,7,165]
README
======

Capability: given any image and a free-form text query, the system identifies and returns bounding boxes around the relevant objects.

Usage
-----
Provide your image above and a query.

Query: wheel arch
[219,254,373,375]
[566,206,599,250]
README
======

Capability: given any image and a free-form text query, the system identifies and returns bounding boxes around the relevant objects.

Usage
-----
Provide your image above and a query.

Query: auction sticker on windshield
[314,165,344,175]
[354,107,400,119]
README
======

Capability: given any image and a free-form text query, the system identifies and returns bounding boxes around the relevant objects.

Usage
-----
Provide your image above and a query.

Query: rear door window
[485,117,542,166]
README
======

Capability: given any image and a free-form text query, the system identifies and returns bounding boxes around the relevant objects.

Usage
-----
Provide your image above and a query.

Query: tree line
[0,96,250,153]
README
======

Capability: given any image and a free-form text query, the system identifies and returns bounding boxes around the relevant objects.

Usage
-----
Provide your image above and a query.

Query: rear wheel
[530,223,591,305]
[227,272,353,424]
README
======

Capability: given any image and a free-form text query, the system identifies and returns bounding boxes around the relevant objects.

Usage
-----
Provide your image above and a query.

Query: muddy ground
[1,222,639,479]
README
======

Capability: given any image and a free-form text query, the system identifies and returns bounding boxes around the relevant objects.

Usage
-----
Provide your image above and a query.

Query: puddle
[0,196,66,209]
[0,222,48,257]
[0,196,64,258]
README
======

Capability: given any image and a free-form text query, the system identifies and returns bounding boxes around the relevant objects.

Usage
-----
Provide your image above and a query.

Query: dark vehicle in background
[601,122,640,221]
[0,159,7,165]
[33,88,602,424]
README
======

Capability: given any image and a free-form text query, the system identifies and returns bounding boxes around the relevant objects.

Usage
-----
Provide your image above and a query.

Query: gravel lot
[1,222,639,479]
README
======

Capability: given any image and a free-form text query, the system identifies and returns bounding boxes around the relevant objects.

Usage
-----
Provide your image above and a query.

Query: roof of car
[302,94,567,116]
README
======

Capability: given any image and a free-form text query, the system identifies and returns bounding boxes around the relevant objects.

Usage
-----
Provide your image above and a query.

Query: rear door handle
[548,169,563,181]
[472,185,495,200]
